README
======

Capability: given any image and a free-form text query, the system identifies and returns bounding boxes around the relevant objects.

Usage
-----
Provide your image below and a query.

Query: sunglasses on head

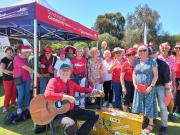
[127,53,135,57]
[139,49,147,53]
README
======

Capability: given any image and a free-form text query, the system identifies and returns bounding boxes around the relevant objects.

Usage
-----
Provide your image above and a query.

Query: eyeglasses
[127,53,135,57]
[139,49,147,53]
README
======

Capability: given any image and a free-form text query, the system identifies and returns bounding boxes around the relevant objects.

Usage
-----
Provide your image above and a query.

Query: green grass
[0,82,180,135]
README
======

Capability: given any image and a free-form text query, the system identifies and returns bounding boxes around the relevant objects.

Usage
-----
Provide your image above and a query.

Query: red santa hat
[20,46,32,52]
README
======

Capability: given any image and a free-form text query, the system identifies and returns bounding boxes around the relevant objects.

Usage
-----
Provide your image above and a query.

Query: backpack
[4,111,18,125]
[3,109,31,125]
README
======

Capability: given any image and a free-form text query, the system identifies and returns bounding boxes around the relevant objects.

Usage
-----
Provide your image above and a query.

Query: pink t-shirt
[158,55,176,80]
[13,55,31,81]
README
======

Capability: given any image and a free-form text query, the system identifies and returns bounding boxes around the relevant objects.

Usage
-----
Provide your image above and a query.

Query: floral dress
[132,58,158,119]
[88,57,103,87]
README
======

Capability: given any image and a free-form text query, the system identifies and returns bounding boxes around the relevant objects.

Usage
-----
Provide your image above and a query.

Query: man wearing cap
[39,47,57,94]
[148,47,170,135]
[13,46,39,115]
[54,48,71,77]
[44,63,102,135]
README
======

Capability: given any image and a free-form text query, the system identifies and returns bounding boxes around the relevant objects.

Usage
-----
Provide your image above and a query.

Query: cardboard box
[91,108,143,135]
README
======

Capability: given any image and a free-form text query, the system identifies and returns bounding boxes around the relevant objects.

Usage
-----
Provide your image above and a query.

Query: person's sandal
[143,124,154,134]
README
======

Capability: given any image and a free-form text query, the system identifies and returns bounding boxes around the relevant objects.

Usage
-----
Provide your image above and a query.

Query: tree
[73,42,89,48]
[122,4,161,48]
[98,33,121,50]
[94,12,125,40]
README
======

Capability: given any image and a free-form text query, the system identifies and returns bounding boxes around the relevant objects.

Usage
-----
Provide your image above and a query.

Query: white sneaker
[102,101,108,107]
[109,103,113,108]
[17,108,22,114]
[2,108,8,113]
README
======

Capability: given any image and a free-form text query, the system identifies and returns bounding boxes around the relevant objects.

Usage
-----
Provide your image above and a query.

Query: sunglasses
[115,51,122,54]
[175,47,180,49]
[127,53,135,57]
[139,49,147,53]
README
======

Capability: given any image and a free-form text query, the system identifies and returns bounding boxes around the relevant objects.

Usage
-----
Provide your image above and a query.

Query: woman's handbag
[136,84,147,93]
[14,77,23,85]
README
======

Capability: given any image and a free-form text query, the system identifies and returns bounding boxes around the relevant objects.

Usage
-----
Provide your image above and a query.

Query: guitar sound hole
[55,101,63,108]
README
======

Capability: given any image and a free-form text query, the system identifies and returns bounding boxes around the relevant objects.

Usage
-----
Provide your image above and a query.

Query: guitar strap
[66,80,70,95]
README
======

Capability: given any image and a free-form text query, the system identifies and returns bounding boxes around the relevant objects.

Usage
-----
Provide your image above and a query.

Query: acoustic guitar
[30,93,98,125]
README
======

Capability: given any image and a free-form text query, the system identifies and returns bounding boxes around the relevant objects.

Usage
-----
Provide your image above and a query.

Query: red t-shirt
[175,57,180,78]
[121,61,134,82]
[112,58,127,82]
[71,57,87,77]
[44,77,92,110]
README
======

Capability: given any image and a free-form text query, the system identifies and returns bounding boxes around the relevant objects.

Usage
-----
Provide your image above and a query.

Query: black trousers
[103,80,113,103]
[54,107,99,135]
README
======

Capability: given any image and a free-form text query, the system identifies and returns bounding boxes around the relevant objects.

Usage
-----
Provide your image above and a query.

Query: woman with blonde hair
[132,45,158,134]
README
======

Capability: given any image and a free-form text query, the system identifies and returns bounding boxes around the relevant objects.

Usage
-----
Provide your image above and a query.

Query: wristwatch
[150,84,155,88]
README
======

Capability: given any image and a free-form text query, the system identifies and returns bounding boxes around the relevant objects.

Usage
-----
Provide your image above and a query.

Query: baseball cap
[60,64,72,70]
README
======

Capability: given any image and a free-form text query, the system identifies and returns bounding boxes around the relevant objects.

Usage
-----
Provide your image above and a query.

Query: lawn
[0,82,180,135]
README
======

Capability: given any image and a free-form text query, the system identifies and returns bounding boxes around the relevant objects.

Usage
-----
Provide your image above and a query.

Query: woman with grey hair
[88,47,103,90]
[101,50,113,107]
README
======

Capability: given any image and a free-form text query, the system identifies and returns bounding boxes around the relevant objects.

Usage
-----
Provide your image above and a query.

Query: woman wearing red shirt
[174,43,180,116]
[109,47,126,109]
[71,47,87,105]
[121,48,136,112]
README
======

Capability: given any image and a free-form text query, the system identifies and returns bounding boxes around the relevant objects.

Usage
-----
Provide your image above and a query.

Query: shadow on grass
[0,106,64,135]
[0,84,4,97]
[151,117,180,135]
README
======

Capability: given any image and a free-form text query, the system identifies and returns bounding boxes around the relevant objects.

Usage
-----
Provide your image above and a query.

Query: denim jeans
[112,81,122,108]
[16,80,31,110]
[40,77,51,94]
[54,107,99,135]
[155,85,168,127]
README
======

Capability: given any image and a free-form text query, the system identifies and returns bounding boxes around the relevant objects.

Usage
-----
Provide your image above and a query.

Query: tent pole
[96,41,99,49]
[33,19,38,97]
[38,40,41,56]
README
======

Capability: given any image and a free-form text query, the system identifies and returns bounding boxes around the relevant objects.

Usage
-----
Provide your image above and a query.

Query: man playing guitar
[44,63,103,135]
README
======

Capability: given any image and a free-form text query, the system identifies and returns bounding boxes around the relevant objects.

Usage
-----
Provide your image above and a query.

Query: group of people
[0,41,180,135]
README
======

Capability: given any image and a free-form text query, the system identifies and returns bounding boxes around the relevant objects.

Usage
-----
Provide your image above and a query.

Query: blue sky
[1,0,180,35]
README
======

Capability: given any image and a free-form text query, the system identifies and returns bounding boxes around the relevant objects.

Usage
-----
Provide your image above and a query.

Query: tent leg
[38,40,41,56]
[33,19,38,97]
[96,41,99,49]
